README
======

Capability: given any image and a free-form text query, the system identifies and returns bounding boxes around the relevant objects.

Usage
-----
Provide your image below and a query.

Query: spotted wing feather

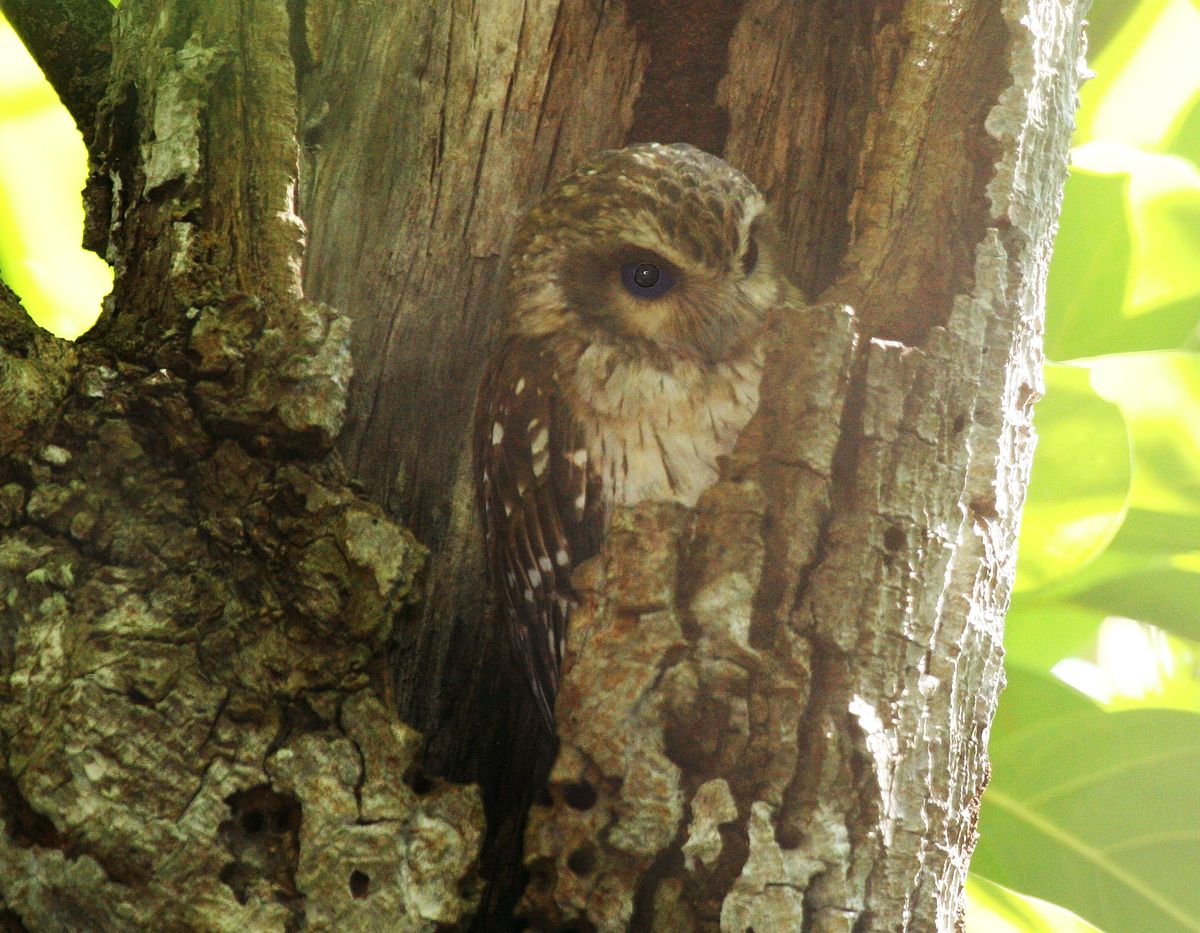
[474,337,604,732]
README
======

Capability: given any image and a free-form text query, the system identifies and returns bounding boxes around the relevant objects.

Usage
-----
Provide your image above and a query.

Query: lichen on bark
[0,1,484,929]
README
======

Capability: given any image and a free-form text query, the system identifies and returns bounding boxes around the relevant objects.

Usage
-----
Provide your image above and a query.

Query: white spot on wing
[538,556,553,573]
[528,568,543,588]
[524,588,535,603]
[492,422,504,445]
[531,427,549,455]
[556,548,570,566]
[515,377,526,394]
[568,449,587,467]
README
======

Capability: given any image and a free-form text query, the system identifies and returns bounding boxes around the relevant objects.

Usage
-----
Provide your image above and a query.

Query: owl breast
[570,341,763,509]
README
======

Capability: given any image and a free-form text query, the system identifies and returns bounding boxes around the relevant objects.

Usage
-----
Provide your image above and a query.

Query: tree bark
[0,0,1088,931]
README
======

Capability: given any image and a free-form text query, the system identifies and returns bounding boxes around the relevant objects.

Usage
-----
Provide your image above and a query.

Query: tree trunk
[0,0,1088,930]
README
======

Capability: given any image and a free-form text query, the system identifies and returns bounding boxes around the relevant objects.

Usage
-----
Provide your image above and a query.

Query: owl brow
[607,244,682,275]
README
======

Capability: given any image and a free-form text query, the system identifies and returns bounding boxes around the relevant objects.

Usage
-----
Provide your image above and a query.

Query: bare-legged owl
[474,142,787,731]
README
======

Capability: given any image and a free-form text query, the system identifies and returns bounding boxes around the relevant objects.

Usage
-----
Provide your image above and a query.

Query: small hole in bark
[526,856,555,889]
[241,809,265,834]
[883,525,905,553]
[349,869,371,898]
[125,686,154,706]
[563,781,597,811]
[406,767,434,795]
[566,846,596,876]
[775,824,802,849]
[0,774,62,849]
[218,863,247,904]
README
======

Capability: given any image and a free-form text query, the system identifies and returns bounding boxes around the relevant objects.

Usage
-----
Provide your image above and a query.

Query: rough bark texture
[0,2,482,930]
[0,0,1087,930]
[297,0,1086,927]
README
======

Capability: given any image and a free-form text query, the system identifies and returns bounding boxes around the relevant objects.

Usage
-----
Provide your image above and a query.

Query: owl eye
[621,261,675,298]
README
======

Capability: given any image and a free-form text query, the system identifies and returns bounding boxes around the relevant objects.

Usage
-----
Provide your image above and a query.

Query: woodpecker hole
[563,781,598,811]
[349,869,371,898]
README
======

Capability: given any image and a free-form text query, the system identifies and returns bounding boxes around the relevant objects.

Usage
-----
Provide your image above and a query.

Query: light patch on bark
[682,779,737,872]
[142,38,220,193]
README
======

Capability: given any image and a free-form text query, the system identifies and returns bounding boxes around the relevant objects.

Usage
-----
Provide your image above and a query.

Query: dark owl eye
[741,237,759,276]
[621,261,675,298]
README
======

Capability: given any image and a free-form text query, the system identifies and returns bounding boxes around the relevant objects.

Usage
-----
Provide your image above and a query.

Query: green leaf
[1167,88,1200,162]
[1077,0,1200,151]
[1003,601,1105,673]
[1126,156,1200,314]
[1014,365,1130,593]
[1091,353,1200,514]
[1044,168,1133,361]
[966,875,1106,933]
[1074,566,1200,641]
[975,668,1200,933]
[0,18,111,337]
[1084,0,1150,62]
[1047,147,1200,360]
[1108,507,1200,554]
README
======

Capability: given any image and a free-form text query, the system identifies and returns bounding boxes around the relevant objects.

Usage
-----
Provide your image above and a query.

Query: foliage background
[1,1,1197,930]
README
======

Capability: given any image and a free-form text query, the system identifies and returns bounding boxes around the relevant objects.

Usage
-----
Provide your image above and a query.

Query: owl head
[505,143,782,364]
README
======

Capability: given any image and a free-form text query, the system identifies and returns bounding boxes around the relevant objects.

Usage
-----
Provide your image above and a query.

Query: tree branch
[1,0,114,144]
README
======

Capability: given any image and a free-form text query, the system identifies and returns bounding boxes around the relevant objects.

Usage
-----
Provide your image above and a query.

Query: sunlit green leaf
[1168,90,1200,161]
[0,18,110,337]
[1004,601,1105,673]
[976,668,1200,933]
[1108,507,1200,554]
[1077,0,1200,151]
[1085,0,1148,61]
[1044,167,1133,361]
[1090,352,1200,514]
[1054,616,1200,713]
[1014,365,1130,592]
[1047,145,1200,359]
[1125,153,1200,314]
[1074,565,1200,641]
[966,875,1106,933]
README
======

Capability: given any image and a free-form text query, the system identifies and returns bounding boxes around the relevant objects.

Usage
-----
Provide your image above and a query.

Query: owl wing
[474,336,604,733]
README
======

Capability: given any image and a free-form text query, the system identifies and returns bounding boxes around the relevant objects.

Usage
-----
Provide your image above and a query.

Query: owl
[474,142,787,732]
